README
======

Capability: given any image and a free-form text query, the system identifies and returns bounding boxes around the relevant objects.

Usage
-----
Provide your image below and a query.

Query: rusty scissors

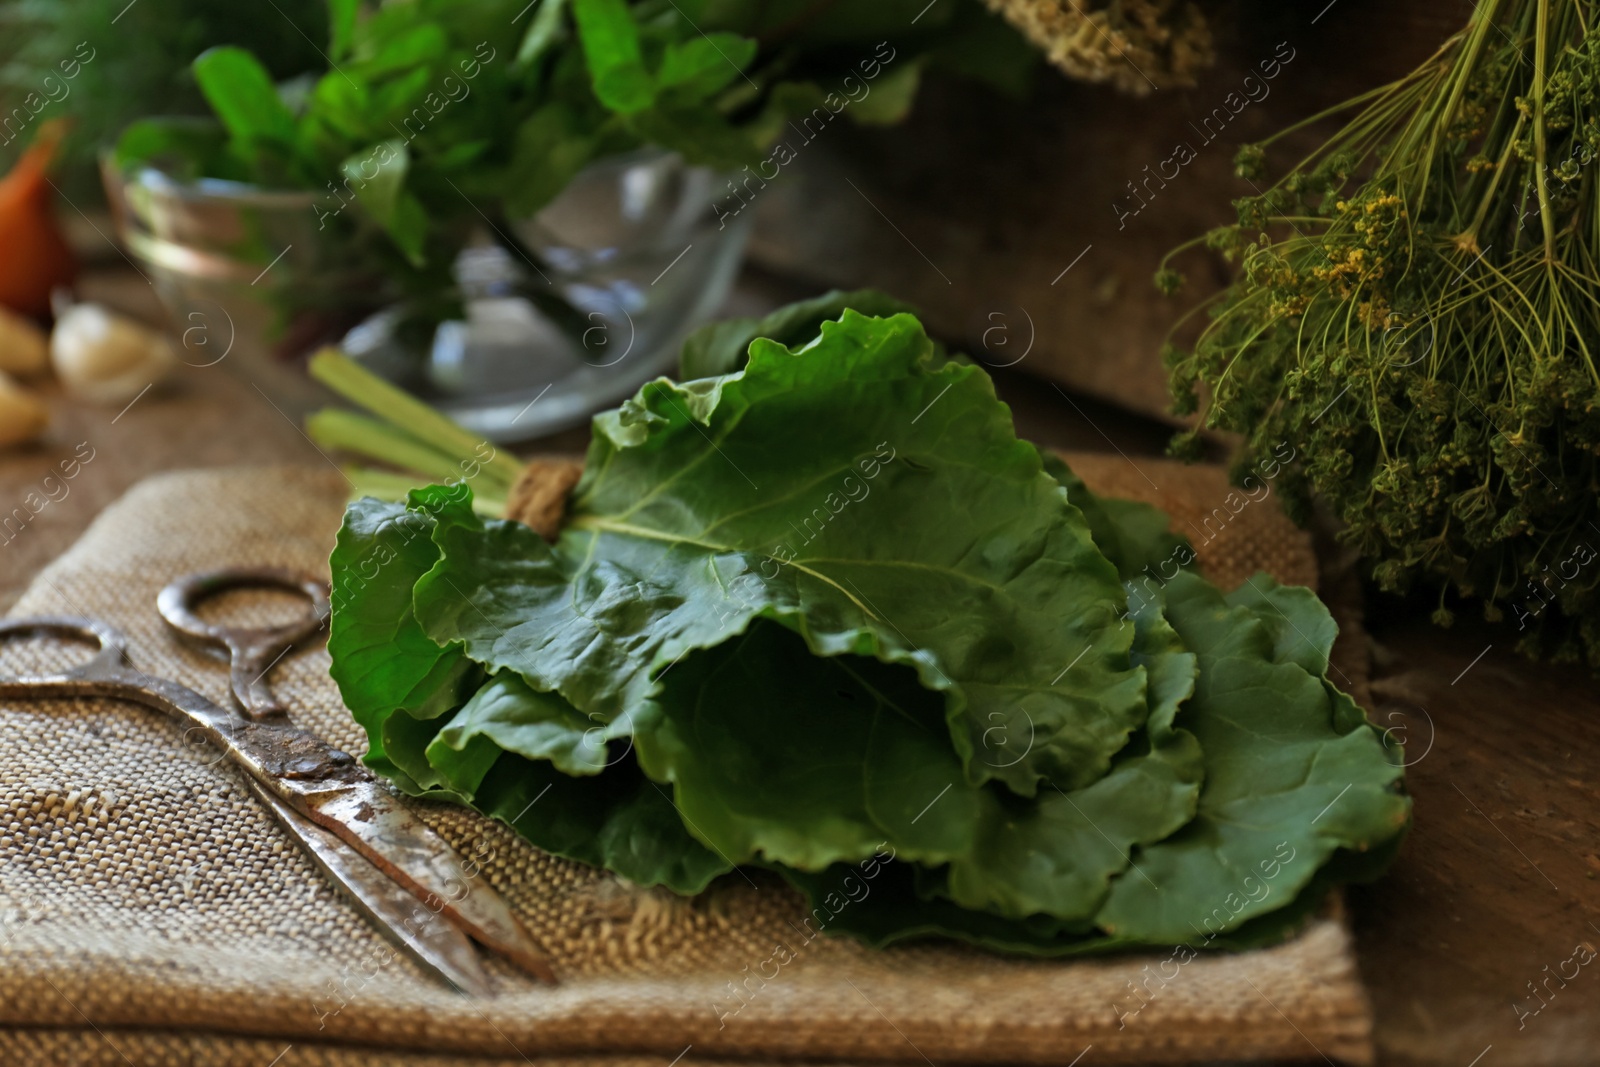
[0,566,553,995]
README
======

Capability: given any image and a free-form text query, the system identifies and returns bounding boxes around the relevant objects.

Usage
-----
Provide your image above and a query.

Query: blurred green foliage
[86,0,1034,322]
[0,0,328,192]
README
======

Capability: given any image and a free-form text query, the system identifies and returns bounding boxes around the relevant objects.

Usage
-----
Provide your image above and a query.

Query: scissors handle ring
[158,567,331,721]
[0,615,131,686]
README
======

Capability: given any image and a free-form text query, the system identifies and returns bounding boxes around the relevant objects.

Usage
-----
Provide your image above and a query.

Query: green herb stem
[1534,0,1559,262]
[306,409,474,486]
[308,348,524,489]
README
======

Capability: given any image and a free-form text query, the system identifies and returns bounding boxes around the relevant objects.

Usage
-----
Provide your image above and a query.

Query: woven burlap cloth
[0,453,1375,1067]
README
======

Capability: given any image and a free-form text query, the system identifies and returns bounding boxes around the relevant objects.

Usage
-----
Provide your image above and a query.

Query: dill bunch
[1161,0,1600,665]
[983,0,1214,94]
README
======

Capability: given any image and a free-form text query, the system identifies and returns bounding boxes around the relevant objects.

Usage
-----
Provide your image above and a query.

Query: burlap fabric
[0,455,1373,1067]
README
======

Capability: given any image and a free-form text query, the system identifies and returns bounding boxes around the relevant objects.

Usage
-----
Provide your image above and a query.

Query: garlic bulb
[0,306,48,377]
[0,371,47,447]
[50,303,176,405]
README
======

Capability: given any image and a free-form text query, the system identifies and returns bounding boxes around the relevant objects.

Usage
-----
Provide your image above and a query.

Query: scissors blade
[304,780,557,984]
[245,779,495,997]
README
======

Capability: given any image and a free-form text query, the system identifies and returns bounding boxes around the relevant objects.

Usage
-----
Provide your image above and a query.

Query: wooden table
[2,268,1597,1067]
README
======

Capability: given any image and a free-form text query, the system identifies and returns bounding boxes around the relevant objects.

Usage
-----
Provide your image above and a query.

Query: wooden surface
[742,0,1466,421]
[3,267,1599,1066]
[1351,614,1600,1066]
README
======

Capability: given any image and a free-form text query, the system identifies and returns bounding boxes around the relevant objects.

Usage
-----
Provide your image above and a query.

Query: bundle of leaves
[109,0,1035,324]
[323,299,1410,955]
[1160,0,1600,665]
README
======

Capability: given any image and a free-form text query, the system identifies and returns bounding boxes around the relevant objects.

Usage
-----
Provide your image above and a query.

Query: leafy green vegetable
[1044,452,1190,584]
[571,0,656,114]
[339,140,430,265]
[679,288,922,379]
[783,572,1408,953]
[517,0,571,67]
[192,46,302,177]
[1093,572,1408,941]
[434,673,611,777]
[329,485,730,890]
[327,0,359,62]
[327,488,484,775]
[658,34,757,99]
[107,1,1037,339]
[327,300,1410,955]
[414,311,1148,798]
[634,598,1199,924]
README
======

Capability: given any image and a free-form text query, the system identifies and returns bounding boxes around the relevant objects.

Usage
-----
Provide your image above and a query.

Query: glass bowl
[339,149,752,441]
[103,149,752,441]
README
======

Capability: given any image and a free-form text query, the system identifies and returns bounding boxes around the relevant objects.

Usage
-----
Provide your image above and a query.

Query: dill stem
[1466,108,1528,246]
[1424,0,1502,189]
[1533,0,1558,263]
